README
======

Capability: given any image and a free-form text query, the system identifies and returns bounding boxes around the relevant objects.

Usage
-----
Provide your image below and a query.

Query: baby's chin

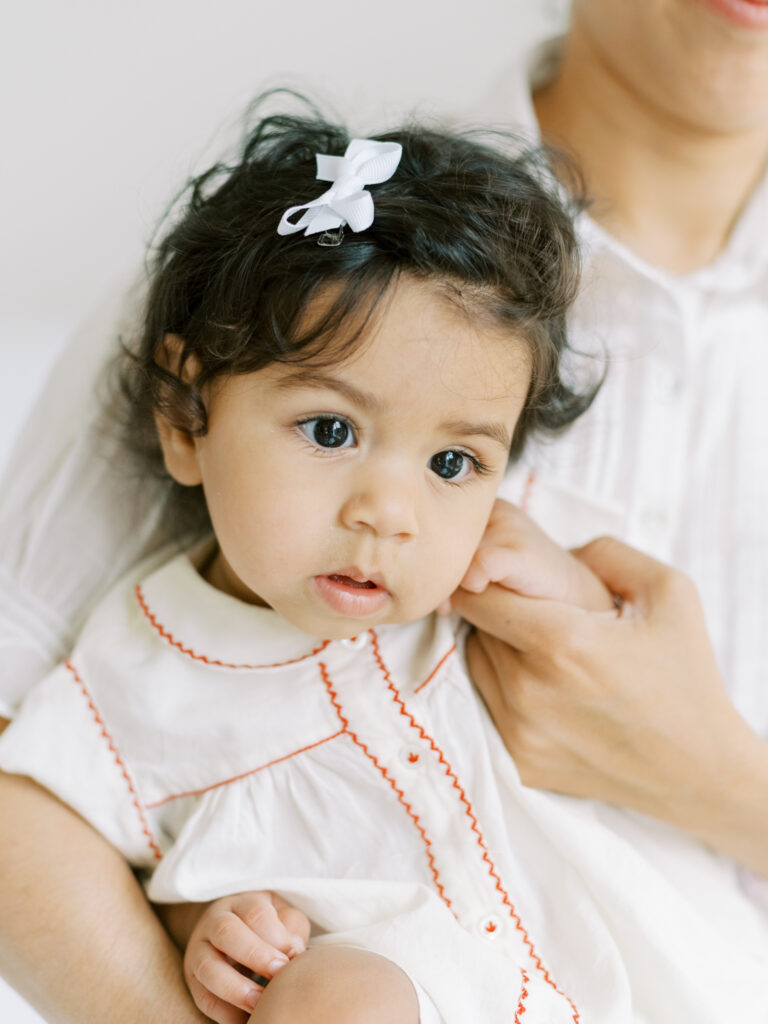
[280,598,449,643]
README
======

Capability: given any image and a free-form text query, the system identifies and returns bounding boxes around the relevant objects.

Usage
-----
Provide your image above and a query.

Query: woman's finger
[572,536,688,610]
[452,582,590,653]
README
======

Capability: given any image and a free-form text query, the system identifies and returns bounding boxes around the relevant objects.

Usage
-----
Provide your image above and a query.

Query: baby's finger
[187,976,250,1024]
[460,557,492,594]
[461,547,531,595]
[233,892,306,957]
[274,901,311,952]
[212,908,293,977]
[186,944,260,1019]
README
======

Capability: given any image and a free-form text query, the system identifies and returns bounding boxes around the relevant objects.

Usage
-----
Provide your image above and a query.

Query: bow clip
[277,138,402,238]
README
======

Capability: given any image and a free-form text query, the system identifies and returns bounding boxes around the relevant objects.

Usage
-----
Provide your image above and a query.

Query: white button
[340,634,367,650]
[479,914,503,939]
[400,746,423,769]
[653,367,682,402]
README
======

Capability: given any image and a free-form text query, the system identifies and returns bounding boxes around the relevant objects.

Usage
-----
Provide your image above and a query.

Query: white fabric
[1,547,767,1023]
[0,274,175,720]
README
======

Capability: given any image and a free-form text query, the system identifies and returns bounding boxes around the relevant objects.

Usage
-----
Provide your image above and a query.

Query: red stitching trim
[65,661,162,862]
[318,661,453,912]
[514,969,530,1023]
[145,730,344,808]
[135,584,331,668]
[369,629,579,1023]
[413,643,456,694]
[520,469,536,513]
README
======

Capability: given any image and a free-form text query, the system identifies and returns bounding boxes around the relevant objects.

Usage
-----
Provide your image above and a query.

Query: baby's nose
[339,473,418,539]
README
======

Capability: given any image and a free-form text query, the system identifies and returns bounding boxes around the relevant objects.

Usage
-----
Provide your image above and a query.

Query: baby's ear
[154,334,204,487]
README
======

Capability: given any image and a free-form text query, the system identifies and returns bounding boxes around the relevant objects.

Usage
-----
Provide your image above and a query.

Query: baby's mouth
[327,574,379,590]
[313,570,391,617]
[324,567,388,591]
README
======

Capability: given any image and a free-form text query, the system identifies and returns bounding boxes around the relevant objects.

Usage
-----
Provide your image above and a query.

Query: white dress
[1,544,767,1023]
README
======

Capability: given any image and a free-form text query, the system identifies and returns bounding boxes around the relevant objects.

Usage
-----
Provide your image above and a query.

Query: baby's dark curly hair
[117,96,599,530]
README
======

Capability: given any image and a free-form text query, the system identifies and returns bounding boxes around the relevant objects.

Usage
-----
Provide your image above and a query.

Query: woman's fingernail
[288,938,306,957]
[268,955,289,974]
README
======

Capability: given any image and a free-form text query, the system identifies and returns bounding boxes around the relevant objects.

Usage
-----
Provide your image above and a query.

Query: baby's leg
[250,946,421,1024]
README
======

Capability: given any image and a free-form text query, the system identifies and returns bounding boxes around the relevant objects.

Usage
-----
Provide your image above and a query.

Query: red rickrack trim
[368,629,580,1023]
[514,969,530,1023]
[318,661,453,913]
[145,730,344,808]
[65,660,162,862]
[135,584,331,669]
[413,643,456,694]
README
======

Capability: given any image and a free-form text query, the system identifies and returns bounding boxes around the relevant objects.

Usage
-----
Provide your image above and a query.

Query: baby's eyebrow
[273,371,383,412]
[275,371,511,450]
[441,419,511,450]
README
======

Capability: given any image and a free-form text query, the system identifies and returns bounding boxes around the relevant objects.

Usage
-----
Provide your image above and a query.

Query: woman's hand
[452,536,768,876]
[183,891,310,1024]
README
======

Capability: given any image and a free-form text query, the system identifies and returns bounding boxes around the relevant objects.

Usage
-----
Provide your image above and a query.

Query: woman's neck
[533,26,768,274]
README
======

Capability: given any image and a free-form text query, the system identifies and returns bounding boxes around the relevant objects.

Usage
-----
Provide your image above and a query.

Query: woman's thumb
[572,536,675,609]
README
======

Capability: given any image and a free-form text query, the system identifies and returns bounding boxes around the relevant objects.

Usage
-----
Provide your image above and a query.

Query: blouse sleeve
[0,275,171,718]
[0,660,162,868]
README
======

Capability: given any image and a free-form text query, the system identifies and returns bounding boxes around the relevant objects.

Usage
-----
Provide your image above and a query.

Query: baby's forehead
[262,293,531,439]
[294,273,533,366]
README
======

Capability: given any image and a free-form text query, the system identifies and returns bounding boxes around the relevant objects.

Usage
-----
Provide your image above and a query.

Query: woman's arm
[0,769,208,1024]
[452,537,768,877]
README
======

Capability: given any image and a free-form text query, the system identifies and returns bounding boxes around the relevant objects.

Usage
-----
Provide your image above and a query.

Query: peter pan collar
[135,539,333,670]
[132,540,460,690]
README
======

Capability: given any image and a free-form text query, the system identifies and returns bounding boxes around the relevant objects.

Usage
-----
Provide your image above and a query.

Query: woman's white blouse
[1,548,767,1023]
[1,40,766,733]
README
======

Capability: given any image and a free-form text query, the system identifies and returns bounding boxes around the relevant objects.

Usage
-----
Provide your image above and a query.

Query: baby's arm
[178,892,310,1023]
[460,499,615,612]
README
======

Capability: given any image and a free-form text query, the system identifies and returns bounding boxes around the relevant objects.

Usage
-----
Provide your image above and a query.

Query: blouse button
[479,914,503,939]
[400,746,423,768]
[653,367,683,402]
[340,633,368,650]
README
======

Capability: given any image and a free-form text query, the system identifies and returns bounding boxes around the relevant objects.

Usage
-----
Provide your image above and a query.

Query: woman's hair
[117,96,599,530]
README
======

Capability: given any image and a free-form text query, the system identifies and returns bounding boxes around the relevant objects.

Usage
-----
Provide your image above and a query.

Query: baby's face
[179,277,531,639]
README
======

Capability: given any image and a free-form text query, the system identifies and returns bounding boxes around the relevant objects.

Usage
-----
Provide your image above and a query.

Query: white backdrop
[0,0,564,1019]
[0,0,566,477]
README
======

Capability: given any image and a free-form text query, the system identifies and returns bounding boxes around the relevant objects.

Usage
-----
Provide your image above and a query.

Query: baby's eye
[429,450,473,482]
[298,416,355,449]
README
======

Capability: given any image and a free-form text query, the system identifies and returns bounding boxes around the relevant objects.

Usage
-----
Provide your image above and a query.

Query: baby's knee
[250,945,420,1024]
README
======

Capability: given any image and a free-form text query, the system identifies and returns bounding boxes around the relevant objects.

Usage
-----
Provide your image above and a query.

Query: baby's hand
[184,890,310,1024]
[460,499,614,612]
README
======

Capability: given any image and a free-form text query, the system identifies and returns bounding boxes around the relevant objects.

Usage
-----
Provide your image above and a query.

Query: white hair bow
[277,138,402,237]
